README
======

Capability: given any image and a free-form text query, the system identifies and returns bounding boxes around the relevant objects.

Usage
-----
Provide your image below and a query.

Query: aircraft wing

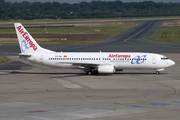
[55,62,100,68]
[72,62,100,68]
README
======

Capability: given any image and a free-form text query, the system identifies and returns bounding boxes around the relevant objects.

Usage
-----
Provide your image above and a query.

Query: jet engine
[98,65,115,74]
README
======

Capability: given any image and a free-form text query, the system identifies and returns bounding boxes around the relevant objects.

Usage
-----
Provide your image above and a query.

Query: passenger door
[152,56,156,64]
[40,55,44,65]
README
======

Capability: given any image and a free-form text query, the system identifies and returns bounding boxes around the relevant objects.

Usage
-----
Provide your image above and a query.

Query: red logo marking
[17,25,37,51]
[108,54,131,58]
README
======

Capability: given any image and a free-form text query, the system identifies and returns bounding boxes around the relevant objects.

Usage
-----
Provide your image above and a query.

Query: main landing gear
[87,71,92,75]
[156,71,160,75]
[87,70,98,75]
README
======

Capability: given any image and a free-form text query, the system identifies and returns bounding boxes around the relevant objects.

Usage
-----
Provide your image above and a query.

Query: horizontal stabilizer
[19,53,31,57]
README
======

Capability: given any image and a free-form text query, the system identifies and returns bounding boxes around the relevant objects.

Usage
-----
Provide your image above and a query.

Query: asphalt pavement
[0,19,180,120]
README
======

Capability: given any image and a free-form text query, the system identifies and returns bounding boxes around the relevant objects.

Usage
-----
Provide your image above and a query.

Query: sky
[5,0,180,4]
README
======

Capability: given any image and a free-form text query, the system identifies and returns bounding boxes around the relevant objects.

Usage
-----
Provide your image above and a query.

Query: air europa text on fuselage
[108,54,131,58]
[16,26,37,51]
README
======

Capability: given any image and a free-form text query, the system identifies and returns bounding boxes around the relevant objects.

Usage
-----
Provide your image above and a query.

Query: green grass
[1,16,180,23]
[0,27,16,33]
[161,20,180,26]
[0,22,137,44]
[150,27,180,43]
[0,23,136,34]
[0,55,10,64]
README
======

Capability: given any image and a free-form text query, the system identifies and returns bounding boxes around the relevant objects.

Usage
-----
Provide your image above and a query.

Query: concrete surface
[0,19,180,120]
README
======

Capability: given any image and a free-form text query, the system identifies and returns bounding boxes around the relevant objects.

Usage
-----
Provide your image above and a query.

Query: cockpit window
[161,57,168,60]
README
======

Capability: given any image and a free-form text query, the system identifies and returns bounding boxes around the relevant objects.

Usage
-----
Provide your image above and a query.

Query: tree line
[0,0,180,20]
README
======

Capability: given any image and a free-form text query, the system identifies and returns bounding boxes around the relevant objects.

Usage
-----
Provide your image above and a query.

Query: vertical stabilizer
[14,23,54,54]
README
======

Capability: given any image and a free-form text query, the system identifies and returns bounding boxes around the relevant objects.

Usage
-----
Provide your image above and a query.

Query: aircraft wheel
[87,71,92,75]
[156,71,159,75]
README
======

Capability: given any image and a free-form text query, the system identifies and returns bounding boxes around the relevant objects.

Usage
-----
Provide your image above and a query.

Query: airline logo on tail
[21,40,30,53]
[16,25,37,51]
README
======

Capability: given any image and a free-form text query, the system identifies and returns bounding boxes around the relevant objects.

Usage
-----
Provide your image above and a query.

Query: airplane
[14,23,175,75]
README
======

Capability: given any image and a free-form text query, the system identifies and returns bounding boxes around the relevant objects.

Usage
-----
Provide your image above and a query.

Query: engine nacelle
[98,65,115,74]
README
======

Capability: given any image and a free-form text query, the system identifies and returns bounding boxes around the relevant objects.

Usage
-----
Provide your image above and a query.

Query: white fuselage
[22,52,175,72]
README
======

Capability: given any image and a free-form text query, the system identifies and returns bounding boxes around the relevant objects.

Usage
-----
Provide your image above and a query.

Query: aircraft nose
[168,60,175,66]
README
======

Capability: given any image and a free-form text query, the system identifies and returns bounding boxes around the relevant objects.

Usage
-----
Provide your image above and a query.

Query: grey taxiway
[0,19,180,120]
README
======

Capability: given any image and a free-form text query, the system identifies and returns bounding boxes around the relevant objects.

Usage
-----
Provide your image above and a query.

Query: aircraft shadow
[7,71,167,76]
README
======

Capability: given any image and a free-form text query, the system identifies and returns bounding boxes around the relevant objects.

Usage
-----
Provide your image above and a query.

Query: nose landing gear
[156,68,165,75]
